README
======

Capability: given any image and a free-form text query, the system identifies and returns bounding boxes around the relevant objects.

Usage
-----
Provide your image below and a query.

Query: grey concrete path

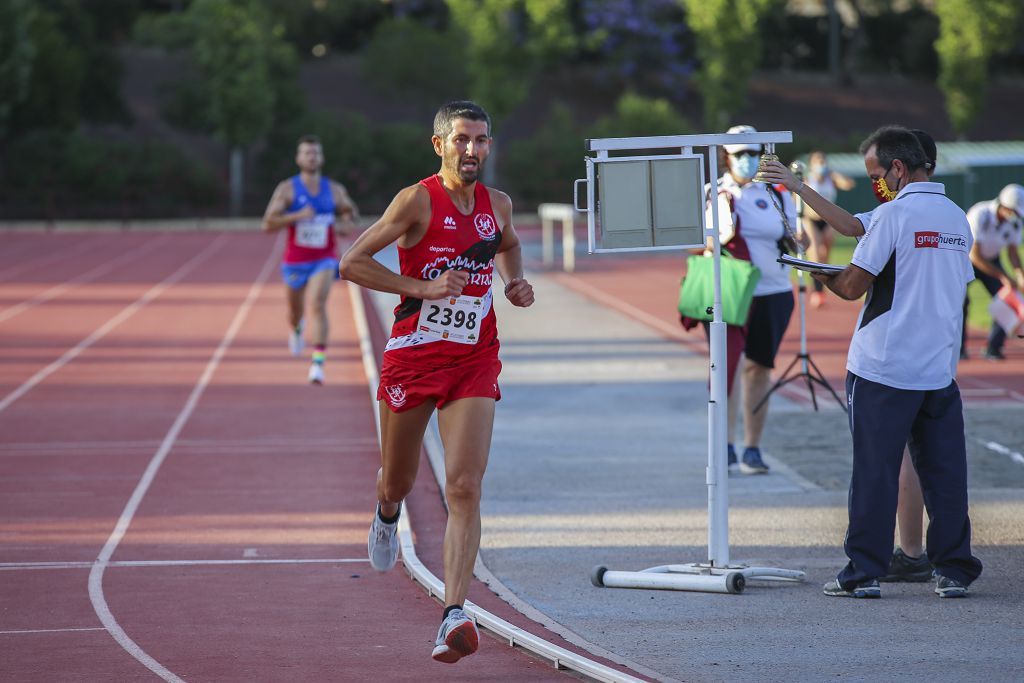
[480,270,1024,683]
[365,256,1023,683]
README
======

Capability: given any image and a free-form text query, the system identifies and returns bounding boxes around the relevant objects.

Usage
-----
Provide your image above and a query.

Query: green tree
[136,0,299,215]
[935,0,1022,137]
[361,17,467,115]
[0,0,36,138]
[679,0,772,129]
[444,0,575,125]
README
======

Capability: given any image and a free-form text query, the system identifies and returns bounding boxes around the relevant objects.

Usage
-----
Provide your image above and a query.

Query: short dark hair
[433,100,491,139]
[297,134,321,148]
[858,125,927,173]
[910,129,937,172]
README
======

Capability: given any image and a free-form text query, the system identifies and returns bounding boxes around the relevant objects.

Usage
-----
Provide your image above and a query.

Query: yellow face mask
[872,176,898,203]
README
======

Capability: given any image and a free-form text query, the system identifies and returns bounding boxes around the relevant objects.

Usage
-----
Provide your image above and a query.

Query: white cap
[998,183,1024,217]
[723,124,761,154]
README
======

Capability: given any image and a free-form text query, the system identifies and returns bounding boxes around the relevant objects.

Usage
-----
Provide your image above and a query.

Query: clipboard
[777,254,845,276]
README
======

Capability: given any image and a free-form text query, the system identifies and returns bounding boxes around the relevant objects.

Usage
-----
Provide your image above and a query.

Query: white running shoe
[367,504,399,572]
[307,362,324,385]
[431,608,479,664]
[288,323,305,357]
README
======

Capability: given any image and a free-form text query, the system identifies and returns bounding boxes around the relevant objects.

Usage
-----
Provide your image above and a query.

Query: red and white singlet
[382,174,503,368]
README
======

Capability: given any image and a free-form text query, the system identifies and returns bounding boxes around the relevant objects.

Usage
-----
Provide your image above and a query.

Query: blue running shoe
[740,446,769,474]
[727,443,738,474]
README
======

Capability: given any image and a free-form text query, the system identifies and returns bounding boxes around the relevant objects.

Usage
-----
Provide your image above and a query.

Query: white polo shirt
[847,182,974,390]
[967,199,1022,261]
[709,174,797,296]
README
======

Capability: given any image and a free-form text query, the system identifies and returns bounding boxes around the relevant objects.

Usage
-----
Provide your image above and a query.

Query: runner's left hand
[504,278,535,307]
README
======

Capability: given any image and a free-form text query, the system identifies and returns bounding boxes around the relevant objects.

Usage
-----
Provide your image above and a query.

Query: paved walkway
[469,240,1024,682]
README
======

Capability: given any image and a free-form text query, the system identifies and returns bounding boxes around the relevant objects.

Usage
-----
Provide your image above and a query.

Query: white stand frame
[539,203,577,273]
[575,131,806,594]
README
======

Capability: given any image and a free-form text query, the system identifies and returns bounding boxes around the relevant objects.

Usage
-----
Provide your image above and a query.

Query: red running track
[0,231,638,682]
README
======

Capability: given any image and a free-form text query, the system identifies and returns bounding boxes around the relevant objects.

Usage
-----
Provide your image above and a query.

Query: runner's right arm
[339,185,468,299]
[262,180,314,232]
[759,160,864,237]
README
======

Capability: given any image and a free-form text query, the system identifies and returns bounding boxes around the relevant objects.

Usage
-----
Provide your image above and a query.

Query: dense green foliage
[680,0,772,129]
[504,93,693,207]
[257,110,439,213]
[935,0,1022,136]
[1,1,1021,218]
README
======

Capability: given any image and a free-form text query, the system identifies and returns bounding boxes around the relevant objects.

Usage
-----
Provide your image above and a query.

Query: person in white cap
[687,124,802,475]
[962,183,1024,360]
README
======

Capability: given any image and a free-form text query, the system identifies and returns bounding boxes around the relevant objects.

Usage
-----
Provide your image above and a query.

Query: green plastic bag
[677,253,761,326]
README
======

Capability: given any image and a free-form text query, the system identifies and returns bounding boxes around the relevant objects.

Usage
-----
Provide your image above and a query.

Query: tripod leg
[806,354,846,411]
[751,354,802,414]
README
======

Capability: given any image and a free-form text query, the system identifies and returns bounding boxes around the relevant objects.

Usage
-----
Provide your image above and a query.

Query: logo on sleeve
[915,231,968,251]
[474,213,497,240]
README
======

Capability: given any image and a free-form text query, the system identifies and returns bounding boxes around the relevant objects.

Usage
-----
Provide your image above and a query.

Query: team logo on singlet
[755,198,769,209]
[443,216,457,229]
[385,385,408,408]
[474,213,497,241]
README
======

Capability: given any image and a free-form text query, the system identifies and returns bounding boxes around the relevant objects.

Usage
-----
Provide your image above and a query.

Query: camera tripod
[754,170,845,414]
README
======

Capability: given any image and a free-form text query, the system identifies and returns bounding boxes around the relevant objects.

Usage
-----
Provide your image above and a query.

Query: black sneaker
[823,579,880,599]
[880,547,932,582]
[934,575,968,598]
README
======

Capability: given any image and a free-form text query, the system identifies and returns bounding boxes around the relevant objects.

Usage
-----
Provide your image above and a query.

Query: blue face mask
[731,154,759,180]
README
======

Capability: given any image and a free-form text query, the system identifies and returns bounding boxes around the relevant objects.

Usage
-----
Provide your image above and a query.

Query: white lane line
[977,438,1024,466]
[347,283,651,683]
[0,234,171,324]
[1,558,368,571]
[1,628,107,635]
[0,234,230,415]
[88,234,280,683]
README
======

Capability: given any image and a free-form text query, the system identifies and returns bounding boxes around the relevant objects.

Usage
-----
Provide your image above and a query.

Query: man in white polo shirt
[962,183,1024,360]
[812,126,983,599]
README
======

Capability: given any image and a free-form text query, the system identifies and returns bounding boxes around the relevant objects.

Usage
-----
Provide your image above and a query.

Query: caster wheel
[590,565,608,588]
[726,572,745,594]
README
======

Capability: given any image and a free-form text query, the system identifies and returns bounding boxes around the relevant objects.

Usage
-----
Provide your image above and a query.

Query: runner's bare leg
[286,284,305,330]
[896,448,925,557]
[437,397,495,607]
[377,400,436,519]
[307,268,333,347]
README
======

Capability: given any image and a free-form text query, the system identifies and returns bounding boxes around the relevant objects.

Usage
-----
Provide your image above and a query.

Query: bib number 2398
[420,295,485,345]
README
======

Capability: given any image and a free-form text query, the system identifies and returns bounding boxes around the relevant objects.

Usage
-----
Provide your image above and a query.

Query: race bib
[295,213,333,248]
[418,293,488,345]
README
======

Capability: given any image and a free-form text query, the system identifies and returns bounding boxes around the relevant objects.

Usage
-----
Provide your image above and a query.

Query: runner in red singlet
[262,134,360,385]
[339,101,534,664]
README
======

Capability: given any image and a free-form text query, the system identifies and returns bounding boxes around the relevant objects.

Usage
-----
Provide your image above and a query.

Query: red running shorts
[377,354,502,413]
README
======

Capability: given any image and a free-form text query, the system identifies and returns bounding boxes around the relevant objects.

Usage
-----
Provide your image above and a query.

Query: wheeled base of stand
[591,563,806,595]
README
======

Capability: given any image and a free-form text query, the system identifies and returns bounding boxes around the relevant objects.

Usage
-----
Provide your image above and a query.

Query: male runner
[262,134,359,385]
[339,101,534,663]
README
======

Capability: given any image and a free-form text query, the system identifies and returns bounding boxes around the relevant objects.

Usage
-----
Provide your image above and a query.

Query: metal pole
[707,146,728,567]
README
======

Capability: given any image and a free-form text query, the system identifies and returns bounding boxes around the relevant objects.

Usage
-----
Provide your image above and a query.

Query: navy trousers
[838,373,983,589]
